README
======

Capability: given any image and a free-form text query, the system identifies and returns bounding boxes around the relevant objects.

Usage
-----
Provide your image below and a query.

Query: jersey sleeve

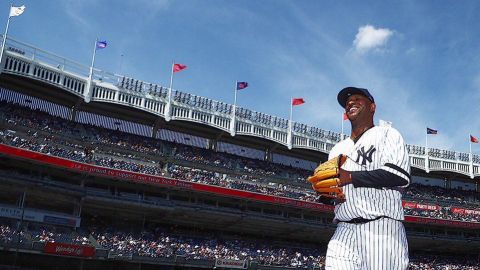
[379,127,411,187]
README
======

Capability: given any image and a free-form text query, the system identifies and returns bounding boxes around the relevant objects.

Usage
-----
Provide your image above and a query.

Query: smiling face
[345,94,376,122]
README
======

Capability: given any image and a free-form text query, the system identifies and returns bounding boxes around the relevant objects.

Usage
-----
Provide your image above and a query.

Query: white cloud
[353,25,393,53]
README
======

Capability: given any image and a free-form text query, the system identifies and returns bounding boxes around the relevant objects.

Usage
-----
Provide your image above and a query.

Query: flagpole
[165,60,175,122]
[425,128,429,173]
[289,97,293,126]
[119,53,124,74]
[470,137,474,178]
[88,38,98,80]
[168,60,174,103]
[84,38,99,103]
[470,139,472,157]
[233,81,238,107]
[230,81,238,136]
[0,4,13,67]
[288,97,293,149]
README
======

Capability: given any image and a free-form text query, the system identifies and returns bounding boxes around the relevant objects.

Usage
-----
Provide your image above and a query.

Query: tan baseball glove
[308,155,347,200]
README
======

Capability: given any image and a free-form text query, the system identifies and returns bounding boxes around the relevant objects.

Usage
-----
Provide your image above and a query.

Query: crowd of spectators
[409,254,479,270]
[0,131,315,202]
[0,223,20,244]
[92,226,324,268]
[1,218,478,269]
[1,101,310,183]
[404,208,480,223]
[1,132,165,176]
[168,164,318,202]
[0,219,89,246]
[405,183,480,206]
[0,101,479,222]
[171,144,311,183]
[29,223,90,246]
[0,102,319,201]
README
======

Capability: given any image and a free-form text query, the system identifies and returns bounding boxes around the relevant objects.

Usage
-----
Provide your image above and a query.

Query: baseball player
[308,87,410,269]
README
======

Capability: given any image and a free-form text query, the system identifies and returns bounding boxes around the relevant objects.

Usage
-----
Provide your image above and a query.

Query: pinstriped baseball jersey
[325,217,409,269]
[328,125,410,221]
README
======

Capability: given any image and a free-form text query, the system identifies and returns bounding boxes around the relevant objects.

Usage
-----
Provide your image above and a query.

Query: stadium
[0,17,479,270]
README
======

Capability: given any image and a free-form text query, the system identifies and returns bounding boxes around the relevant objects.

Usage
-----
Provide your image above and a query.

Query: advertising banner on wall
[215,258,247,269]
[402,201,440,211]
[44,242,95,257]
[451,207,480,216]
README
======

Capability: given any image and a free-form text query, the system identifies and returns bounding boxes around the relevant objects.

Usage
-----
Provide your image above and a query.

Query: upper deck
[0,36,478,179]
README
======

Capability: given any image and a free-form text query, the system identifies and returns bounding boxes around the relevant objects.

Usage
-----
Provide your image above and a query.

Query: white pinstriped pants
[325,218,409,270]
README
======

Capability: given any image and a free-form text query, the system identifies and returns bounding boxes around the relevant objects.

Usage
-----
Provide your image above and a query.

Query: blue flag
[427,127,437,135]
[96,41,107,49]
[236,82,248,90]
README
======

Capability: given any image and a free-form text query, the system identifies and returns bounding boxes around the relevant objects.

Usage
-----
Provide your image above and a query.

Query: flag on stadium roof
[236,82,248,90]
[96,41,107,49]
[292,98,305,106]
[470,135,478,143]
[9,5,25,17]
[427,127,437,135]
[173,63,187,73]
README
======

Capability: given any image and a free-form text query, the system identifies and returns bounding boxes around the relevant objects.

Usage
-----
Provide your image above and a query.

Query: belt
[342,216,386,224]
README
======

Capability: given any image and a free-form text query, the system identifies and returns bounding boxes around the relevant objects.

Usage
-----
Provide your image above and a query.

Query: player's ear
[370,102,376,113]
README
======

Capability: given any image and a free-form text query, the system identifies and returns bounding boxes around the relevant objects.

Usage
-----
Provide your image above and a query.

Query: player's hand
[338,168,352,186]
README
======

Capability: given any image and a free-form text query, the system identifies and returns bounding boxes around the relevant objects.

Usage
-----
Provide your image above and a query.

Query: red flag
[471,135,479,143]
[292,98,305,106]
[343,112,348,120]
[173,63,187,73]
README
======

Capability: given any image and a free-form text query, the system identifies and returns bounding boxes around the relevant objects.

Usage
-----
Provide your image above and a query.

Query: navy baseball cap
[337,87,375,108]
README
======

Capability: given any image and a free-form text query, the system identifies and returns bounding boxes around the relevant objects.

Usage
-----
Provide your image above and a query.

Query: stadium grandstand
[0,36,479,270]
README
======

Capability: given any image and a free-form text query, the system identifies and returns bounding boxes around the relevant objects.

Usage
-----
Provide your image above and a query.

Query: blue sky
[3,0,480,154]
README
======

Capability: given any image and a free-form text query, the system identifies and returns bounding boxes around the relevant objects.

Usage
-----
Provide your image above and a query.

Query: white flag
[9,5,26,17]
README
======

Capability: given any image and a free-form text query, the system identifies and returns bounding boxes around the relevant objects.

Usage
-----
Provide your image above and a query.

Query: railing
[0,36,479,177]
